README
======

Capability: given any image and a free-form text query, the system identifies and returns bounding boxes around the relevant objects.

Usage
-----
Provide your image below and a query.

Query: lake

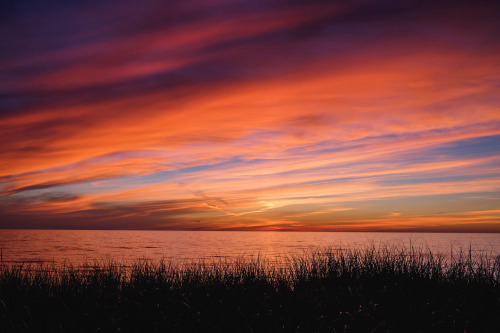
[1,230,499,267]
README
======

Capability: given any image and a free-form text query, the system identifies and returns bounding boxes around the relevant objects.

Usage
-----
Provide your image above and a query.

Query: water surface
[1,230,499,267]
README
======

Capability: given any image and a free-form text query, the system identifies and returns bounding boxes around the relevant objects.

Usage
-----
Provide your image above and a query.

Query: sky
[1,0,499,232]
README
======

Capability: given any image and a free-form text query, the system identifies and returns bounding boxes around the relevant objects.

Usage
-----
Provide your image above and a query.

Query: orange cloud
[1,0,499,231]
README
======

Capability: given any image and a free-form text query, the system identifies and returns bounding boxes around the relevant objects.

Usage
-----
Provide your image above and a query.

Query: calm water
[1,230,499,267]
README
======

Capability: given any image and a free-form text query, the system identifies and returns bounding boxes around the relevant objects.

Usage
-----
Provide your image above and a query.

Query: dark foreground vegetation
[1,247,499,332]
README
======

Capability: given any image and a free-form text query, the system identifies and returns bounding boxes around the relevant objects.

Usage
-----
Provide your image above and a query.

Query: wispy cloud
[1,0,499,231]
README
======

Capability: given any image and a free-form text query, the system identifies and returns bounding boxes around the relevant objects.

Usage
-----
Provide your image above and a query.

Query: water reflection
[1,230,499,269]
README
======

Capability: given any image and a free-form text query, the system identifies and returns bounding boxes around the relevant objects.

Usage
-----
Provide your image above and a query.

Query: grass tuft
[1,246,499,332]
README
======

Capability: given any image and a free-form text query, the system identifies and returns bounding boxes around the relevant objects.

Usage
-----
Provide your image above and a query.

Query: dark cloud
[0,191,79,205]
[25,192,80,203]
[3,0,498,118]
[2,174,119,196]
[0,198,213,230]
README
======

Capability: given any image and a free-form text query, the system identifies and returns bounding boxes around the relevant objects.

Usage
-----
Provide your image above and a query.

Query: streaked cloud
[1,0,499,231]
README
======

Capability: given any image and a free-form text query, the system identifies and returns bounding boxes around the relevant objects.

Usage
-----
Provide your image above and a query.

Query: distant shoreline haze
[1,227,500,233]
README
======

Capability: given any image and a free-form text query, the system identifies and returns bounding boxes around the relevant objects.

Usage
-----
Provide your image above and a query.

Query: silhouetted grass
[1,246,499,332]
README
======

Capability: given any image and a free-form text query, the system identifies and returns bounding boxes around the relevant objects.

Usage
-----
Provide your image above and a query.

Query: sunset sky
[1,0,499,231]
